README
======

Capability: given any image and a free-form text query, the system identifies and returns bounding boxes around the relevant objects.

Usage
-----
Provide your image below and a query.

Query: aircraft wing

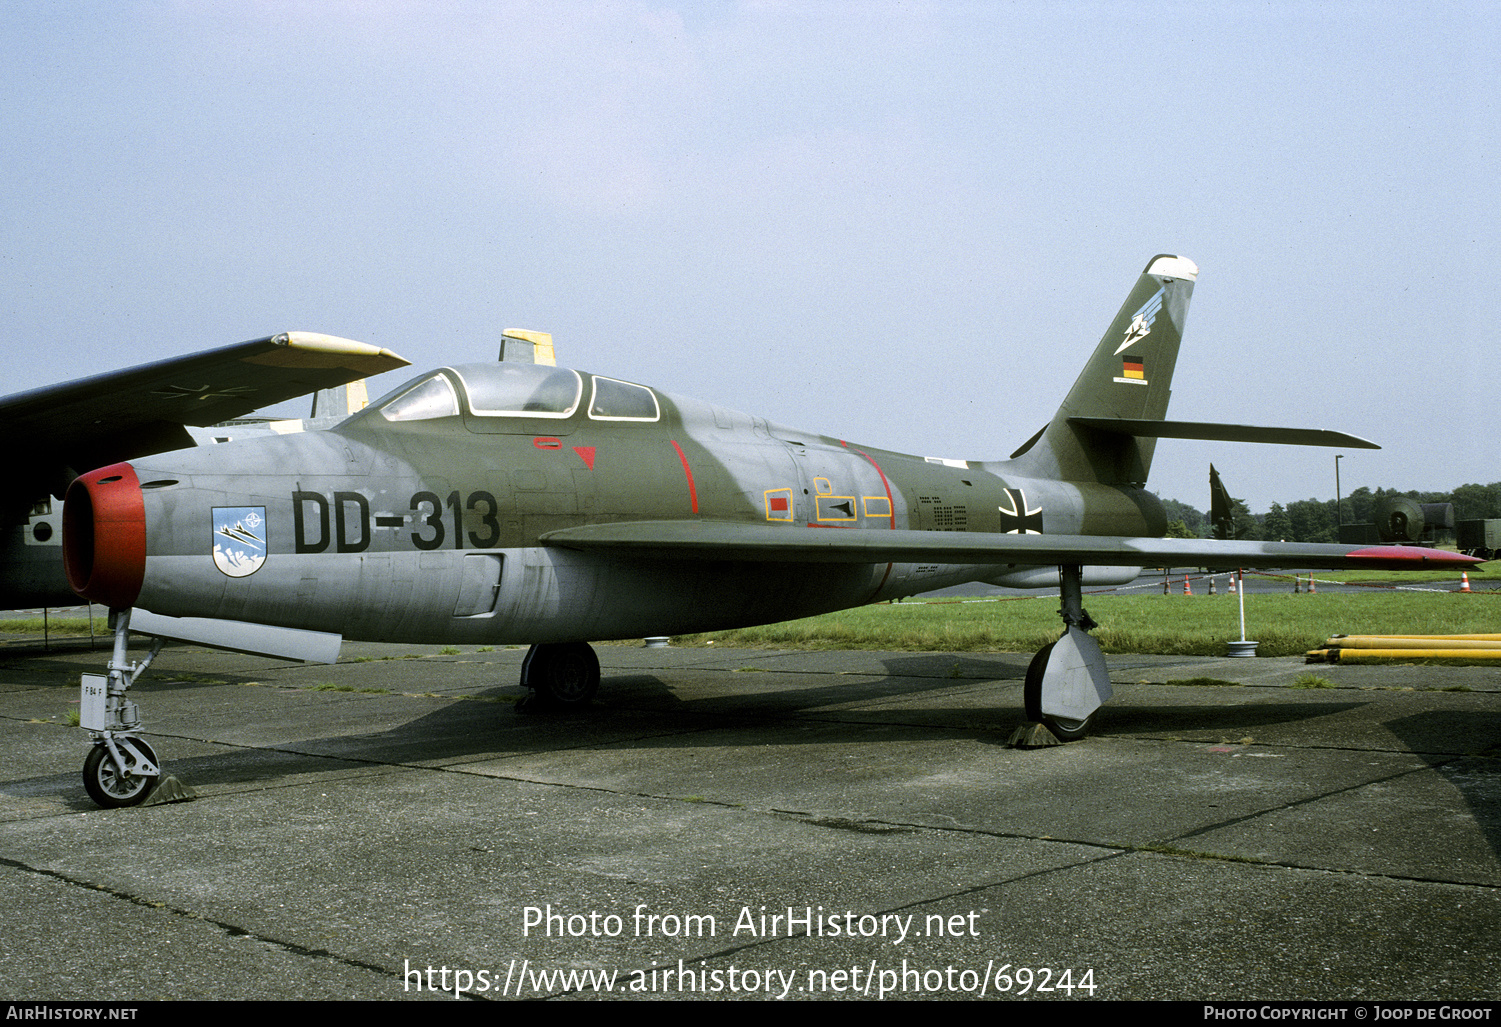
[541,520,1481,571]
[3,332,408,505]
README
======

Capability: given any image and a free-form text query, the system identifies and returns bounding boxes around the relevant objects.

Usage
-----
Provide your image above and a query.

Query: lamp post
[1335,454,1344,529]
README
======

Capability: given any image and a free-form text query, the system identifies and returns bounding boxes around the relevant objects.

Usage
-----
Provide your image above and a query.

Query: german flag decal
[765,488,794,521]
[1115,356,1147,385]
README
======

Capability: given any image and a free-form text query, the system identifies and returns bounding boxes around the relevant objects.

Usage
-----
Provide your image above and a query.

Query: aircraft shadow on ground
[1386,709,1501,863]
[53,656,1423,798]
[26,659,1032,806]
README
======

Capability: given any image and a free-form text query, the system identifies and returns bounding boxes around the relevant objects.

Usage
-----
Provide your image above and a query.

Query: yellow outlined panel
[862,496,892,518]
[816,495,857,522]
[765,488,793,522]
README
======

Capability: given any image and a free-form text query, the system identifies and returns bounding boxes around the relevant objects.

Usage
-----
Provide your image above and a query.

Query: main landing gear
[519,641,600,709]
[1020,566,1112,742]
[80,609,165,808]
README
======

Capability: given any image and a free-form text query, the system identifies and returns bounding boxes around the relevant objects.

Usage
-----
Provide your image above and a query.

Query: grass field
[5,585,1495,660]
[677,590,1501,658]
[0,616,99,637]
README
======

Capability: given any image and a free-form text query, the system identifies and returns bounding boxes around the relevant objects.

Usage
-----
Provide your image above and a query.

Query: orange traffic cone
[1461,572,1472,593]
[1184,574,1192,596]
[1308,576,1316,594]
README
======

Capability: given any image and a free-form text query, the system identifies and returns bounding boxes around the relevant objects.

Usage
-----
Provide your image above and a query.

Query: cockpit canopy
[371,362,658,426]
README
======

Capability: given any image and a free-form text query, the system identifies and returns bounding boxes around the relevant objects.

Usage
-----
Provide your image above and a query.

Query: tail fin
[309,380,370,420]
[1210,463,1235,539]
[1009,254,1198,485]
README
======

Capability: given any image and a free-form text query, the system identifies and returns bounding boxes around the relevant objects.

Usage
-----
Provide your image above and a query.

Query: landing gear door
[1040,627,1112,722]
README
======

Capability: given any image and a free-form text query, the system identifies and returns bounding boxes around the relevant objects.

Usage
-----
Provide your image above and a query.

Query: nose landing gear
[79,609,164,808]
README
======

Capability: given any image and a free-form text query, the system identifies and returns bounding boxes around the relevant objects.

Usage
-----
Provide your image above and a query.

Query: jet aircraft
[58,257,1480,807]
[0,332,410,609]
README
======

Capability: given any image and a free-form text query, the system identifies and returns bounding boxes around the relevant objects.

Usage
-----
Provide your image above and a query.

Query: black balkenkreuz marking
[998,488,1043,534]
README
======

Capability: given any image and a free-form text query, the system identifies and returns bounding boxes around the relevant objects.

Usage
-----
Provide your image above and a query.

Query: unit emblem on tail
[1115,285,1165,354]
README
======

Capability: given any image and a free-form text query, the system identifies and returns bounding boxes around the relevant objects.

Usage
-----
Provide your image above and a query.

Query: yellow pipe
[1333,633,1501,641]
[1324,636,1501,650]
[1332,648,1501,662]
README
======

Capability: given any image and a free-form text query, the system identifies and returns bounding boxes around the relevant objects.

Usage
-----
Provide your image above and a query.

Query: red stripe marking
[670,440,698,514]
[853,448,898,599]
[855,450,897,531]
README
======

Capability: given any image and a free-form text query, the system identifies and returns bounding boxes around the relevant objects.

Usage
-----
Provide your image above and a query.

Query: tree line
[1158,483,1501,543]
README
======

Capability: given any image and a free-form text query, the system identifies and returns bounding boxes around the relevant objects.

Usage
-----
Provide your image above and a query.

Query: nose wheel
[83,738,160,808]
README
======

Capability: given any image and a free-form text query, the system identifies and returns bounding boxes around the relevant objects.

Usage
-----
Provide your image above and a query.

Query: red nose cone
[63,462,146,609]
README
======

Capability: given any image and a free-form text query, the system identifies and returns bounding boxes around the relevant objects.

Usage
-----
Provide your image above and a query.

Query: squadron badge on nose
[213,507,267,577]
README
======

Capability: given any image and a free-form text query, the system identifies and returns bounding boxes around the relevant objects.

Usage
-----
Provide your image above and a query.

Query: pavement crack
[800,815,919,835]
[1144,733,1492,760]
[1168,757,1463,847]
[0,853,396,980]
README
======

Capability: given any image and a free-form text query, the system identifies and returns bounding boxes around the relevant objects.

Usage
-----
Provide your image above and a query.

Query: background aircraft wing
[2,332,408,506]
[541,520,1481,571]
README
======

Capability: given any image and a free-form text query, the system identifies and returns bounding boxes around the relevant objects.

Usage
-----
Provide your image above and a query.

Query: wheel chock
[141,775,196,806]
[1008,722,1062,748]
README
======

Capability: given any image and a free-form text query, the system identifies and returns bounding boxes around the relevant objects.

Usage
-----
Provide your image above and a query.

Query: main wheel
[1022,642,1092,742]
[83,739,159,808]
[525,642,600,708]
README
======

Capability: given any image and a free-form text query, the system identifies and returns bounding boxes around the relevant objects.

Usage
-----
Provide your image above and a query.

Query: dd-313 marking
[292,489,504,553]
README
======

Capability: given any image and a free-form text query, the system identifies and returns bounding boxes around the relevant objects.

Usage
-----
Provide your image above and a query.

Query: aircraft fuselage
[65,363,1163,644]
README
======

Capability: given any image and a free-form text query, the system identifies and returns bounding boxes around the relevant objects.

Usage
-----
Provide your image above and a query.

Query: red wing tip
[1347,546,1484,567]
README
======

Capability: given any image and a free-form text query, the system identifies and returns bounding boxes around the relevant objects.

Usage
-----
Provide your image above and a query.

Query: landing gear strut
[1020,566,1112,741]
[520,642,600,709]
[80,609,164,808]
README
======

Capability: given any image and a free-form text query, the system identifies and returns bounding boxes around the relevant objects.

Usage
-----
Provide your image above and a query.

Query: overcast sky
[3,1,1495,512]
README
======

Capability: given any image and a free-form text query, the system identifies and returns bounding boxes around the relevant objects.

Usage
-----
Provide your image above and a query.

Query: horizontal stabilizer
[1068,417,1379,450]
[129,609,342,664]
[542,520,1479,572]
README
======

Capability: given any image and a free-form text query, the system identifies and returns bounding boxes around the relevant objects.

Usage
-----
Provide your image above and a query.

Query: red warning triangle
[573,446,596,470]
